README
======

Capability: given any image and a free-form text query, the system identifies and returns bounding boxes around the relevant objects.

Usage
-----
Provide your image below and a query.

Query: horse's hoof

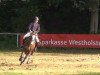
[20,62,22,65]
[26,61,30,64]
[31,60,33,63]
[26,62,29,64]
[26,60,33,64]
[20,61,24,65]
[19,58,21,61]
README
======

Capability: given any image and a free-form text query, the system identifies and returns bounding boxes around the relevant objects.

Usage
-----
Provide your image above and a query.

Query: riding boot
[35,42,38,52]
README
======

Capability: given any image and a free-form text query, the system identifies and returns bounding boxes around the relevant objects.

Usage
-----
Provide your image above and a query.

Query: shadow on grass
[0,72,24,75]
[77,72,100,75]
[37,47,100,54]
[0,47,20,52]
[0,47,100,54]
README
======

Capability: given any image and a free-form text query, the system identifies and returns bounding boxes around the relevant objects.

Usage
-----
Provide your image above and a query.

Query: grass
[38,47,100,54]
[0,71,100,75]
[1,35,100,74]
[0,72,25,75]
[0,48,100,75]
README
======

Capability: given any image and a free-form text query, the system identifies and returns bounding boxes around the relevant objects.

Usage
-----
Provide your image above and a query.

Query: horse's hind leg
[26,54,32,64]
[27,50,34,64]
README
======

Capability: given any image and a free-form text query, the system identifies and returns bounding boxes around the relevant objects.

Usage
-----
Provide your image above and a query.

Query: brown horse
[19,34,36,65]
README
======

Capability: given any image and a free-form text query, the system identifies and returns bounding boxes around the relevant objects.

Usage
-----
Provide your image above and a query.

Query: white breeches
[23,32,39,43]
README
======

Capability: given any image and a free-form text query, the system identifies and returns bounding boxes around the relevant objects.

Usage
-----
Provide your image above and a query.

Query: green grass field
[0,48,100,75]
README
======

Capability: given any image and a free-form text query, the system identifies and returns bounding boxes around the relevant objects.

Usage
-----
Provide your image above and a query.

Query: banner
[20,34,100,48]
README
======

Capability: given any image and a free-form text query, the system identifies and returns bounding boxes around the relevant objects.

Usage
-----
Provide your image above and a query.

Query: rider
[23,16,40,50]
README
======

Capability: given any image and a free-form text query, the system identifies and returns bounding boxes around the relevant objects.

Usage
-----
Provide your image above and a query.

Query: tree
[89,0,99,34]
[0,0,99,34]
[73,0,99,34]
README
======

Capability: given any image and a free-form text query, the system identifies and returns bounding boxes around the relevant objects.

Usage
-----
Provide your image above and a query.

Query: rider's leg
[21,32,31,48]
[23,32,30,39]
[31,35,36,44]
[35,34,40,43]
[35,35,40,52]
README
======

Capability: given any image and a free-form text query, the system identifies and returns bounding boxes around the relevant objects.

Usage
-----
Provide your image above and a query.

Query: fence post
[17,33,20,48]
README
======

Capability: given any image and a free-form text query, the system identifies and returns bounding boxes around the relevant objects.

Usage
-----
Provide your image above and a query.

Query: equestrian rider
[23,16,40,48]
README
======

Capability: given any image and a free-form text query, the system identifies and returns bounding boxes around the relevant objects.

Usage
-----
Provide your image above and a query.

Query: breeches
[23,32,39,43]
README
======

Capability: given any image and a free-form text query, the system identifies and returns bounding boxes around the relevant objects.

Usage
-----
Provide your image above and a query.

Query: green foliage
[0,0,99,33]
[0,35,17,50]
[73,0,99,11]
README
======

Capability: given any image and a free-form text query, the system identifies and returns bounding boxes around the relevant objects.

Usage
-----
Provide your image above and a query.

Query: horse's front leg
[20,53,28,65]
[19,49,24,61]
[19,49,28,65]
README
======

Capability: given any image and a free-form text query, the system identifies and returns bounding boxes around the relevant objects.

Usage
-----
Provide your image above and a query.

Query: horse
[19,33,36,65]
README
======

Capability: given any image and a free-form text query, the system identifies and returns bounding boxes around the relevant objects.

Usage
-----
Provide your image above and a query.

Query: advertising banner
[20,34,100,48]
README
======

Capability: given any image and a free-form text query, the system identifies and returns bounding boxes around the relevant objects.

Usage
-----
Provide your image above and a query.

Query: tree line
[0,0,99,34]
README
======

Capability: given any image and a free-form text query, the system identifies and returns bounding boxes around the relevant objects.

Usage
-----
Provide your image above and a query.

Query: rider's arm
[36,24,40,33]
[33,23,40,34]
